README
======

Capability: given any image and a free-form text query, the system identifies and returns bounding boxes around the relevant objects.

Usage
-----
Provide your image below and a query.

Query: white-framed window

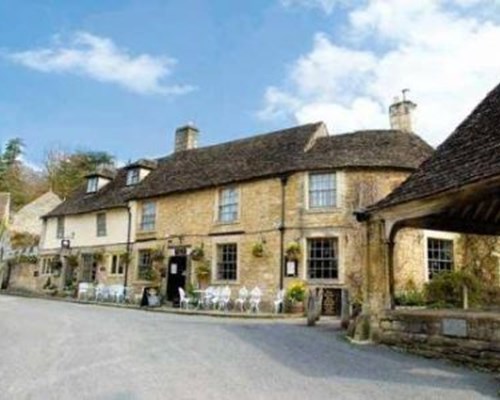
[137,249,152,279]
[427,238,454,279]
[140,202,156,231]
[56,216,65,239]
[216,243,238,281]
[308,173,337,208]
[110,254,125,275]
[96,213,107,237]
[87,177,98,193]
[41,258,52,275]
[307,238,339,279]
[218,187,238,222]
[127,169,140,186]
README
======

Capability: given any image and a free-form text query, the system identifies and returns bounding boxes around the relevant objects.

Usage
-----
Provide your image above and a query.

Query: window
[218,187,238,222]
[309,173,337,208]
[140,202,156,231]
[216,243,237,281]
[56,216,65,239]
[427,238,454,279]
[127,169,140,186]
[87,177,98,193]
[96,213,107,237]
[41,258,52,275]
[138,250,152,280]
[307,238,339,279]
[110,254,125,275]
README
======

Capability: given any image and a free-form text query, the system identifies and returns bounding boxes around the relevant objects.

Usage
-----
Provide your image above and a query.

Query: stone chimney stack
[389,89,417,133]
[175,123,199,152]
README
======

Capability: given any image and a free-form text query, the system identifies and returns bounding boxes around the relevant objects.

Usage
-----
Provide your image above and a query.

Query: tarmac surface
[0,295,498,399]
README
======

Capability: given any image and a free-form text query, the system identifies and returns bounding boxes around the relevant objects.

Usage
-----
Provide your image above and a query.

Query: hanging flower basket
[285,241,301,261]
[191,245,205,261]
[252,242,265,258]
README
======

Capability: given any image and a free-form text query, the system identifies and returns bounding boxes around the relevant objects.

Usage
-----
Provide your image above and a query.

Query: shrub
[191,245,205,261]
[286,280,306,303]
[252,242,265,257]
[394,290,426,306]
[424,270,482,308]
[285,241,301,260]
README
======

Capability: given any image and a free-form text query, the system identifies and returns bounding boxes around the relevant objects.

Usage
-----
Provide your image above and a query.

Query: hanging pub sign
[61,239,71,249]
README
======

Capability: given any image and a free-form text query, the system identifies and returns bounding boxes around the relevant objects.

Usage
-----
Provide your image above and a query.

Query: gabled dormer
[85,168,116,194]
[125,159,158,186]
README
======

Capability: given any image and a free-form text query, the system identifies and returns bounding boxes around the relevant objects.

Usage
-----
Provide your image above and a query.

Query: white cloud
[7,32,194,96]
[264,0,500,146]
[280,0,341,14]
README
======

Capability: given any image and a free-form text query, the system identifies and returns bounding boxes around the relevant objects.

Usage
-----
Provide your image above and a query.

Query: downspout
[124,205,132,290]
[386,238,396,310]
[279,175,289,290]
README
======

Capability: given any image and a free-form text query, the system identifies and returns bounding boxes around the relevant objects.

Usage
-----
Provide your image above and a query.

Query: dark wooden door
[166,256,187,304]
[321,288,342,316]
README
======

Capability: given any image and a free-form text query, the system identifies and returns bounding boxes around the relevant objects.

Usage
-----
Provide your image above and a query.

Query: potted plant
[66,254,80,268]
[252,241,265,258]
[195,260,211,288]
[286,280,306,314]
[93,251,105,264]
[285,241,301,261]
[191,244,205,261]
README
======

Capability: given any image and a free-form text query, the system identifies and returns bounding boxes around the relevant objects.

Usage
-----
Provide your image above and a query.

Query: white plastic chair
[95,284,110,302]
[249,286,262,313]
[109,285,125,303]
[179,287,192,309]
[218,286,232,311]
[210,287,221,309]
[201,286,214,309]
[77,282,90,300]
[235,287,249,312]
[273,289,285,313]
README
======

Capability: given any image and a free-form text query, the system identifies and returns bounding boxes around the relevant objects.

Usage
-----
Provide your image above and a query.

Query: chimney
[389,89,417,133]
[174,123,199,152]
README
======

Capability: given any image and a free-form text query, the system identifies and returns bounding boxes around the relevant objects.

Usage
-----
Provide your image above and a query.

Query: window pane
[56,217,65,239]
[307,238,338,279]
[216,243,237,281]
[96,213,107,237]
[127,169,140,185]
[138,250,152,279]
[140,202,156,231]
[427,238,454,279]
[218,187,239,222]
[309,173,336,208]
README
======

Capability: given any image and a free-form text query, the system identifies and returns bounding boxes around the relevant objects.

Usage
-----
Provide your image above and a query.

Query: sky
[1,0,500,166]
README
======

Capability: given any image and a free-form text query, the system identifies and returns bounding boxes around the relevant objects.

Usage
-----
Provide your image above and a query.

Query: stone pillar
[362,219,391,339]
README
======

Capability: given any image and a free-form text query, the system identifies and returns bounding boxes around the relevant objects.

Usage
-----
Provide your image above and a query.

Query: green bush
[424,270,481,308]
[394,290,426,306]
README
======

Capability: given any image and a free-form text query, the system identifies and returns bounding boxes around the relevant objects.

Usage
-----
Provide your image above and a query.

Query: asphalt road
[0,295,498,400]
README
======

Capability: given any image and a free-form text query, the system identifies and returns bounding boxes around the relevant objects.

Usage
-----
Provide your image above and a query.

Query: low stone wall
[378,309,500,371]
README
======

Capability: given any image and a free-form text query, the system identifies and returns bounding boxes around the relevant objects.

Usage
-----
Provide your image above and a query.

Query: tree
[44,149,115,198]
[0,138,29,210]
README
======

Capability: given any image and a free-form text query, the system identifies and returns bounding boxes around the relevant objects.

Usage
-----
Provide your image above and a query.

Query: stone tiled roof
[44,169,134,217]
[370,83,500,211]
[45,122,433,216]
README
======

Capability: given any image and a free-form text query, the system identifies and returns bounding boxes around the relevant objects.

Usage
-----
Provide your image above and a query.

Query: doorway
[166,256,187,305]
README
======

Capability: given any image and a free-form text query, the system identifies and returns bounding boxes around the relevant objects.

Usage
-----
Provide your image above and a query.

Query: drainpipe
[279,175,289,290]
[123,205,132,291]
[386,238,396,310]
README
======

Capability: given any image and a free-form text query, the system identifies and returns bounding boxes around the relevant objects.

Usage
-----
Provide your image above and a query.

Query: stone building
[358,82,500,317]
[37,98,434,311]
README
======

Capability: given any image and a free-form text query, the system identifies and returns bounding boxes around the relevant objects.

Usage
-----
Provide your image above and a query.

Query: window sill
[212,280,239,286]
[213,220,240,227]
[306,279,343,286]
[304,207,342,214]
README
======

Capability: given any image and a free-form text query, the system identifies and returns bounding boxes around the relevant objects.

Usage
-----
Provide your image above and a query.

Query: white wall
[41,208,130,251]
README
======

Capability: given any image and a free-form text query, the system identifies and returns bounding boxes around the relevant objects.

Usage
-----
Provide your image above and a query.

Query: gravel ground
[0,295,498,400]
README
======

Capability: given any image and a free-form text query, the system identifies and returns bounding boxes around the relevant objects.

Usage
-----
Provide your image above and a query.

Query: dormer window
[127,169,140,186]
[87,177,98,193]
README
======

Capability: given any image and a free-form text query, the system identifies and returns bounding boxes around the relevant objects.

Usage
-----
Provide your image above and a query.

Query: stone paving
[0,295,498,400]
